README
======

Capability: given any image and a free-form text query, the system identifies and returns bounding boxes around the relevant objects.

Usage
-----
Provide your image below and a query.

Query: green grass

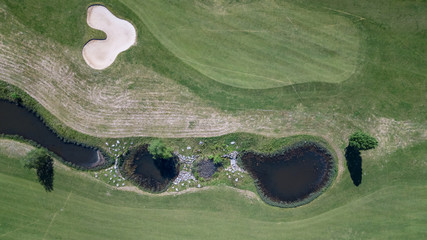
[2,0,426,120]
[0,0,426,238]
[127,0,360,89]
[0,139,425,239]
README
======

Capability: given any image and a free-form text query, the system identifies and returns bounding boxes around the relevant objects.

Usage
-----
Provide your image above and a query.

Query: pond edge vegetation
[1,81,340,206]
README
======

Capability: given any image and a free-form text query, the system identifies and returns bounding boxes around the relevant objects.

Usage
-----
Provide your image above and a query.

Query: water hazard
[0,101,102,168]
[122,145,179,192]
[241,142,334,206]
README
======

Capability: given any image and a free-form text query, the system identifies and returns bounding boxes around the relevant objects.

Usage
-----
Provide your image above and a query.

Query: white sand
[82,5,136,70]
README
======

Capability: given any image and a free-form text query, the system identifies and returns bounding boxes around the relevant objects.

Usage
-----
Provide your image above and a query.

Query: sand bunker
[82,5,136,70]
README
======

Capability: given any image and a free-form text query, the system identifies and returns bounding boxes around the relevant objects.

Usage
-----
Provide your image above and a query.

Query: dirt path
[117,185,259,200]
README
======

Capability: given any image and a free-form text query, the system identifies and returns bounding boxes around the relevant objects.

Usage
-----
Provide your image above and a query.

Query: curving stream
[0,101,103,168]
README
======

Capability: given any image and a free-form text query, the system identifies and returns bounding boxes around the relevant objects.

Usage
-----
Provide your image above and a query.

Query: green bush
[10,92,22,104]
[193,171,199,180]
[213,154,224,166]
[148,139,173,159]
[349,131,378,150]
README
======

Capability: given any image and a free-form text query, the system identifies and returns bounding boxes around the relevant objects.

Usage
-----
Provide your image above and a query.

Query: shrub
[348,131,378,150]
[193,171,199,180]
[10,92,22,104]
[148,139,173,159]
[213,154,224,166]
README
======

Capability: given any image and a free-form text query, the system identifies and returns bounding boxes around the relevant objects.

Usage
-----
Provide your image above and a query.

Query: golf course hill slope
[0,0,426,238]
[0,139,425,239]
[0,0,425,141]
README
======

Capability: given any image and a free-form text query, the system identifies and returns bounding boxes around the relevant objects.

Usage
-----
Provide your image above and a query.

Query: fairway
[0,139,426,239]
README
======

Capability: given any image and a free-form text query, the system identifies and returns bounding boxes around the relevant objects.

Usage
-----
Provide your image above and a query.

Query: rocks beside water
[177,154,196,165]
[170,154,198,192]
[169,151,247,192]
[104,140,134,181]
[94,166,126,187]
[96,143,247,193]
[98,139,130,185]
[223,151,246,183]
[173,171,196,185]
[223,151,245,173]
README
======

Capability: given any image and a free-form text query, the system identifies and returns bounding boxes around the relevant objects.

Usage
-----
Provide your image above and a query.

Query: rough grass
[0,139,426,239]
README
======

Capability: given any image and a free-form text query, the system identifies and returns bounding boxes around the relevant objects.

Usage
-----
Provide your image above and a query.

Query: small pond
[196,159,217,179]
[122,145,179,192]
[241,142,335,207]
[0,101,103,168]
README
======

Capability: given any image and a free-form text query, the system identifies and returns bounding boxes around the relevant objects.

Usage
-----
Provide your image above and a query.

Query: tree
[348,131,378,150]
[25,148,54,192]
[148,140,173,159]
[345,131,379,186]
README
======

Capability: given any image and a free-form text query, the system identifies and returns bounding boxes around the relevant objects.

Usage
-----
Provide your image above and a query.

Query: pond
[240,142,335,207]
[0,101,103,168]
[196,159,217,179]
[121,145,179,192]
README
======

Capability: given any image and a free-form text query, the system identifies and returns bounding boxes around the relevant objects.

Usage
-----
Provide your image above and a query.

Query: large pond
[0,101,103,168]
[122,145,179,192]
[241,142,335,207]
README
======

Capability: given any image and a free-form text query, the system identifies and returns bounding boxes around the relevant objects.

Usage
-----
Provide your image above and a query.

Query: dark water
[0,101,101,168]
[197,159,217,179]
[241,143,334,204]
[123,146,179,192]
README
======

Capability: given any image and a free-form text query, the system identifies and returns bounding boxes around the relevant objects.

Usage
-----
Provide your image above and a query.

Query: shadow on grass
[345,146,362,186]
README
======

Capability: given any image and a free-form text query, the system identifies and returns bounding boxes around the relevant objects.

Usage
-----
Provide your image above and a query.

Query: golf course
[0,0,426,239]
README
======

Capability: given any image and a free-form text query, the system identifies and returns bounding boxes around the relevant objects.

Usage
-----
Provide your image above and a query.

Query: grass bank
[0,139,425,239]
